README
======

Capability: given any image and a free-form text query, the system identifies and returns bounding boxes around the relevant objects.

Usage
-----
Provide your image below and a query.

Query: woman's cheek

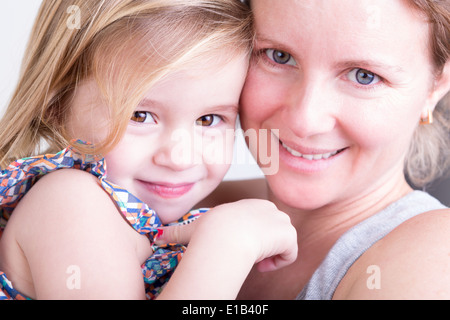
[241,70,284,128]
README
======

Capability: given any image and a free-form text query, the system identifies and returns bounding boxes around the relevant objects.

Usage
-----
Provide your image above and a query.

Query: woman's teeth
[281,142,338,160]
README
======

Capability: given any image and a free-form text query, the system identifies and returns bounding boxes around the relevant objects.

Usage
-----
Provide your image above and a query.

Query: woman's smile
[281,141,345,161]
[277,137,348,174]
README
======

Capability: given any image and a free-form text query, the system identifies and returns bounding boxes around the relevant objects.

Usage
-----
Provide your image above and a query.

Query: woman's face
[241,0,442,210]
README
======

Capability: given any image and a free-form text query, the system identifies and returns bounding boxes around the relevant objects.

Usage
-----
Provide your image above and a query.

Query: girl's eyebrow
[204,104,239,114]
[137,98,158,108]
[137,98,238,113]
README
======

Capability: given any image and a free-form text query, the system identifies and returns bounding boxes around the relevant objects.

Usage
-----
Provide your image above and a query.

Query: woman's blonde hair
[405,0,450,187]
[0,0,253,168]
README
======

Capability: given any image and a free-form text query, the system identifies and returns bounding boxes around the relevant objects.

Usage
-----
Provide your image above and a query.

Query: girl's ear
[423,61,450,116]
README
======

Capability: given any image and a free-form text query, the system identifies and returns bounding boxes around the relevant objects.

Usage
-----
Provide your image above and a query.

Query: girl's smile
[137,180,196,199]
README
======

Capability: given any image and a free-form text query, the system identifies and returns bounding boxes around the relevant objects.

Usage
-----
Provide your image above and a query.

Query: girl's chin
[142,201,196,224]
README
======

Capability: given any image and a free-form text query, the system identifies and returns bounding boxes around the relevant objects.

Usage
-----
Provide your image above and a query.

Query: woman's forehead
[252,0,432,70]
[252,0,428,37]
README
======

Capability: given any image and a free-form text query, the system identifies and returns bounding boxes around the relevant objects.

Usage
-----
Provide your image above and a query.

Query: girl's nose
[153,130,199,171]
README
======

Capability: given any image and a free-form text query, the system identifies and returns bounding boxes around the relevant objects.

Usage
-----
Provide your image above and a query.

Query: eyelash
[130,111,157,125]
[130,112,226,127]
[344,68,385,91]
[196,114,225,127]
[255,48,296,70]
[255,48,386,91]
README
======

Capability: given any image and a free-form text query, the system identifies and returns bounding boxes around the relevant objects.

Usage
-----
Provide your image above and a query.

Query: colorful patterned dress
[0,141,206,300]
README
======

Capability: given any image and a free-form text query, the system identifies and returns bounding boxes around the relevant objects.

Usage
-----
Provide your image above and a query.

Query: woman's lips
[281,142,340,160]
[139,181,195,199]
[277,137,347,173]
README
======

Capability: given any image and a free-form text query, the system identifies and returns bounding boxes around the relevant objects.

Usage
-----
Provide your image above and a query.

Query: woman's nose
[283,80,338,139]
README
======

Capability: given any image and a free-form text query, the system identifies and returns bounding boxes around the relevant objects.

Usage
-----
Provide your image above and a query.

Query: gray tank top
[296,191,447,300]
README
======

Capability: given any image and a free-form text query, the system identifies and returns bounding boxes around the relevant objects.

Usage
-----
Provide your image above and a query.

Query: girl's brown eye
[130,111,156,124]
[196,115,213,126]
[196,115,221,127]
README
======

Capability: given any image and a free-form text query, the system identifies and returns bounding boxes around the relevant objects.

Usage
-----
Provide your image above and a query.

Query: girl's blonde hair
[0,0,253,168]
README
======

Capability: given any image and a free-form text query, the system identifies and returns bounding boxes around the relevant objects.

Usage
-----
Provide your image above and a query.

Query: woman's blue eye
[130,111,157,124]
[265,49,297,66]
[349,68,381,85]
[196,114,222,127]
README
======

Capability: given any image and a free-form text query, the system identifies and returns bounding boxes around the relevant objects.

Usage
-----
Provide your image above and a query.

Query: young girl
[0,0,297,300]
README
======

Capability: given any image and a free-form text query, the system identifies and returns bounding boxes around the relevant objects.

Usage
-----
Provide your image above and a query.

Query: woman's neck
[238,171,414,299]
[268,174,413,254]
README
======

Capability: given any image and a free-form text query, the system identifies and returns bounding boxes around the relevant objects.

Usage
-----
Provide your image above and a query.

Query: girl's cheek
[200,132,234,166]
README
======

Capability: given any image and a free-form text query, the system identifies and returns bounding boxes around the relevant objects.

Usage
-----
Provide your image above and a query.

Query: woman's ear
[424,61,450,114]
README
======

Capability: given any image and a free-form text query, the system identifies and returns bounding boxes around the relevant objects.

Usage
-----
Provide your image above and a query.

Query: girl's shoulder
[12,168,143,245]
[335,208,450,299]
[19,168,108,216]
[1,168,151,299]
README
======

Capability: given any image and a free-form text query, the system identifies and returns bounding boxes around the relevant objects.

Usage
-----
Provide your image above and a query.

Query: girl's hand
[156,199,298,300]
[157,199,298,272]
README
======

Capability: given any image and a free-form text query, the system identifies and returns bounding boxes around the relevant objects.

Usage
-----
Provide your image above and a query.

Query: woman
[162,0,450,299]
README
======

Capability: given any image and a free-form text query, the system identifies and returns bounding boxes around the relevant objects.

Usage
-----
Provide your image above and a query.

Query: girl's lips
[139,181,195,199]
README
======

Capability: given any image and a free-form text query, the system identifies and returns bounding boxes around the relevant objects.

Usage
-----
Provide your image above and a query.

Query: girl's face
[69,54,248,224]
[240,0,445,210]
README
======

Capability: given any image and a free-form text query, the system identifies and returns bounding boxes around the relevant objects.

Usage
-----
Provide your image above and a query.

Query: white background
[0,1,41,118]
[0,1,263,181]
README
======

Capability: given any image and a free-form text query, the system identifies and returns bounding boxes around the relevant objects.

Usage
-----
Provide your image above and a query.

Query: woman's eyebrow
[255,34,407,76]
[253,35,297,54]
[334,59,407,74]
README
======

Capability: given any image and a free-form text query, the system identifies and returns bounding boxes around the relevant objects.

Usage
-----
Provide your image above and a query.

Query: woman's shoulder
[335,208,450,299]
[197,178,269,207]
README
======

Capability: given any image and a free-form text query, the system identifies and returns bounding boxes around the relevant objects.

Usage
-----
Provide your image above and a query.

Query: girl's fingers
[154,221,198,246]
